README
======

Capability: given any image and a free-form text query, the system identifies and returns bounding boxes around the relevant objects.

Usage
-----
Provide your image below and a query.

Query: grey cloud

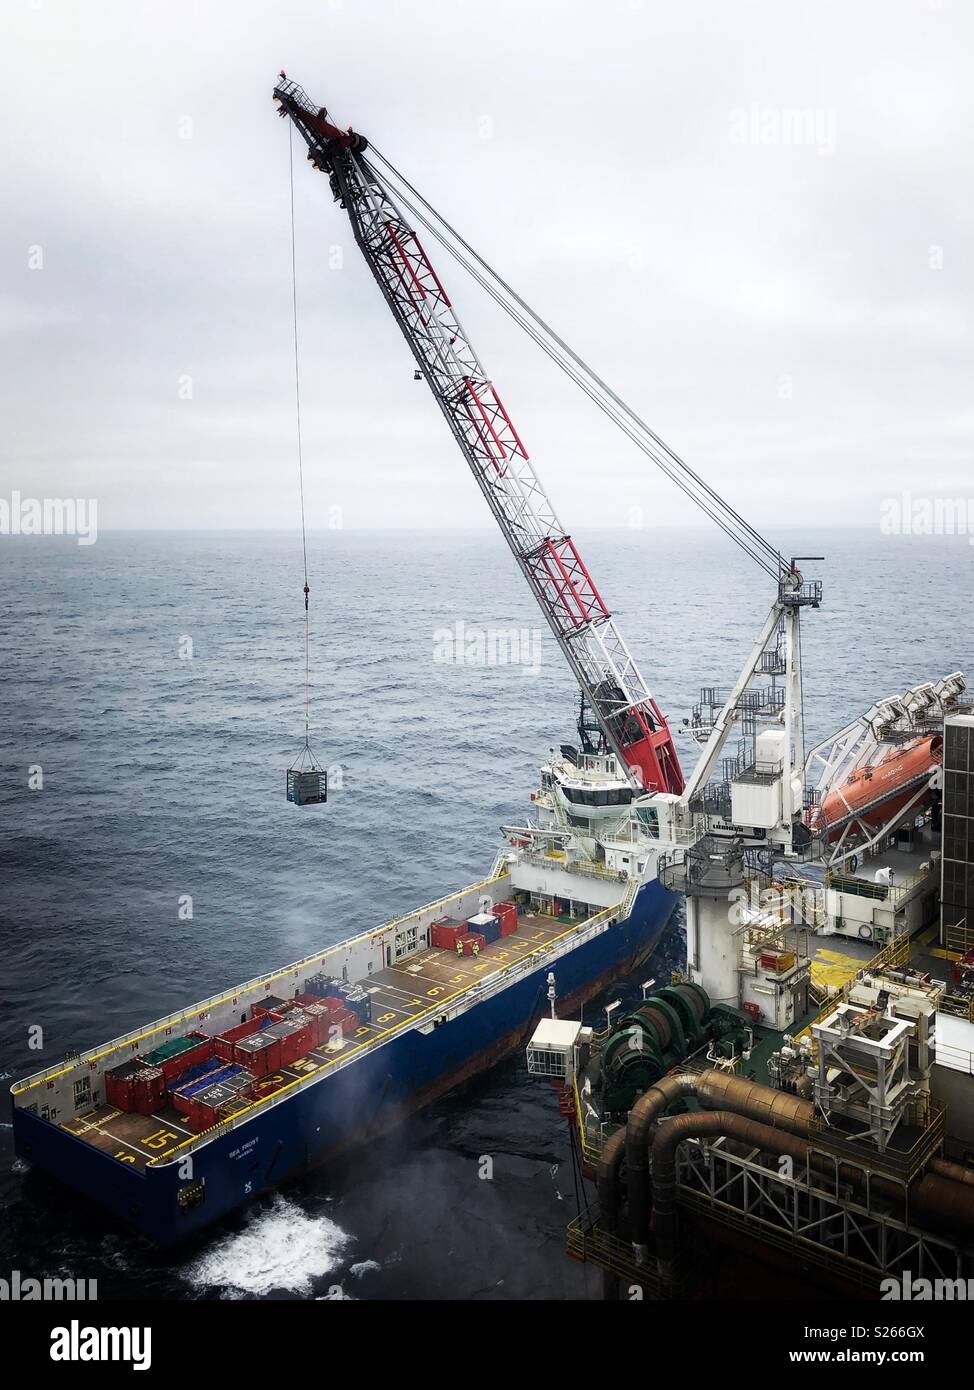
[2,0,971,532]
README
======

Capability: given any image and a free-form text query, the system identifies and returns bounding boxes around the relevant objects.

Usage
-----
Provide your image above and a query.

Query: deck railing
[825,861,934,907]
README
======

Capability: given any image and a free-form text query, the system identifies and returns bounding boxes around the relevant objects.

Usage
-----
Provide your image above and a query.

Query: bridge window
[562,786,633,807]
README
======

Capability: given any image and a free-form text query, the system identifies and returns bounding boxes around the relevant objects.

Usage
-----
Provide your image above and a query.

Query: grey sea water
[0,525,970,1299]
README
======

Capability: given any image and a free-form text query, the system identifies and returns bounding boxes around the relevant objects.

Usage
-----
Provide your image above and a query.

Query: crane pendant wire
[286,120,326,805]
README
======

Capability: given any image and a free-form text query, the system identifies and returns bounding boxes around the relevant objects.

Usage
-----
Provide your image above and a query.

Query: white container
[731,776,782,829]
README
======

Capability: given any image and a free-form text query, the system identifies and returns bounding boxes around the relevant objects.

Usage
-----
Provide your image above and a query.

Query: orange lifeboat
[809,734,942,842]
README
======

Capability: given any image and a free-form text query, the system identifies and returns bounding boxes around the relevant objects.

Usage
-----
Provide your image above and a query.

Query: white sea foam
[350,1260,380,1279]
[182,1196,353,1297]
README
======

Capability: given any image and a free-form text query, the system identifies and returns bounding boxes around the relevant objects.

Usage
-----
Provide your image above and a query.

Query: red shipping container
[188,1072,255,1132]
[215,1015,275,1062]
[186,1039,215,1079]
[457,932,486,958]
[149,1034,214,1085]
[232,1030,283,1077]
[105,1066,137,1112]
[170,1060,226,1107]
[430,917,464,950]
[495,902,518,937]
[431,921,465,950]
[322,1008,359,1048]
[188,1098,218,1133]
[260,1012,317,1061]
[249,1003,276,1020]
[132,1067,165,1116]
[219,1017,260,1045]
[248,993,289,1019]
[278,1017,315,1066]
[301,1002,332,1047]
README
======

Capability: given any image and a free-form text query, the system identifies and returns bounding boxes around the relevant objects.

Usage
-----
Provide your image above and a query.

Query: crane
[273,76,683,796]
[272,73,832,1023]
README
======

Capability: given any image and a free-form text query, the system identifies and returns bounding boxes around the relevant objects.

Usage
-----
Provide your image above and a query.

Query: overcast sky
[2,0,971,530]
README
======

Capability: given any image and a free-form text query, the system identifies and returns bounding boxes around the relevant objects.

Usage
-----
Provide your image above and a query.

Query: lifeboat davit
[808,734,942,842]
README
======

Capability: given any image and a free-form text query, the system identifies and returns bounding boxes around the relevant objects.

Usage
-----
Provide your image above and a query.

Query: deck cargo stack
[304,996,360,1045]
[186,1069,255,1133]
[284,1010,316,1060]
[262,1015,314,1066]
[341,986,371,1025]
[171,1061,244,1117]
[299,1000,334,1046]
[305,974,372,1025]
[106,1049,203,1114]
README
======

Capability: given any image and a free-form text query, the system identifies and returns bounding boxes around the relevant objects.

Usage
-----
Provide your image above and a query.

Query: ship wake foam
[181,1196,353,1297]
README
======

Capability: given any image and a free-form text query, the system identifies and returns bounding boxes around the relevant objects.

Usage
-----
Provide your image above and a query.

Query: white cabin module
[525,1018,592,1080]
[730,731,788,831]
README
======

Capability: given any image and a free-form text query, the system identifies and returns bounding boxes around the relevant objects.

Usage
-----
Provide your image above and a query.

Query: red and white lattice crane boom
[273,78,684,794]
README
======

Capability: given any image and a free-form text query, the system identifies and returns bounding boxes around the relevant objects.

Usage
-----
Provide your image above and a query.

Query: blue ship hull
[12,879,675,1243]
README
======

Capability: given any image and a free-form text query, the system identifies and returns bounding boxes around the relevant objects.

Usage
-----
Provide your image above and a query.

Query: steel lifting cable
[372,157,780,579]
[365,147,785,581]
[381,173,778,579]
[289,121,313,756]
[368,145,782,572]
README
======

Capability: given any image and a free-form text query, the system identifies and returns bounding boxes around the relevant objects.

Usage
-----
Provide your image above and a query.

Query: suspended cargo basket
[287,745,327,806]
[287,768,327,805]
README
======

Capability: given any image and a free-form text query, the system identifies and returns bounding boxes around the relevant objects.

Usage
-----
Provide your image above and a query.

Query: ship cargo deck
[56,910,572,1171]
